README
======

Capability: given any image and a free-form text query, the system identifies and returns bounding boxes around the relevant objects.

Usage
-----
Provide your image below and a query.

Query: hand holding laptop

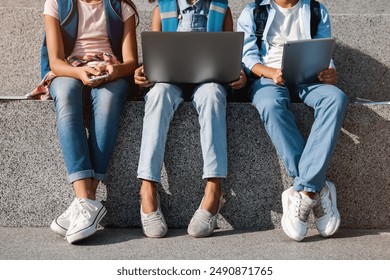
[134,66,153,88]
[318,67,337,84]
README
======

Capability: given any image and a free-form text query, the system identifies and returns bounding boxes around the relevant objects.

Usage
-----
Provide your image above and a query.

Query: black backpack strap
[254,0,322,50]
[253,0,268,50]
[310,0,321,38]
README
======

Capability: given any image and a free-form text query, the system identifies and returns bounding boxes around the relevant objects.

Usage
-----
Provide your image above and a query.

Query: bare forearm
[115,59,138,78]
[251,63,284,85]
[251,63,278,79]
[49,59,80,79]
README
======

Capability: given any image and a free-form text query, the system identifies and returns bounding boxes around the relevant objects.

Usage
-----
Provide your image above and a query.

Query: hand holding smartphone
[89,72,109,82]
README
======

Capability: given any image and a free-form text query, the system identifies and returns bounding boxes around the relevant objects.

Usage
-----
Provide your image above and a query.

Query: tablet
[281,38,335,86]
[142,32,244,84]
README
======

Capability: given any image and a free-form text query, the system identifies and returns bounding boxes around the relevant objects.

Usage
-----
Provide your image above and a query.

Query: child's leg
[192,82,228,182]
[138,83,183,213]
[187,83,226,238]
[294,84,348,193]
[50,77,95,189]
[251,77,305,182]
[88,79,129,187]
[50,77,106,241]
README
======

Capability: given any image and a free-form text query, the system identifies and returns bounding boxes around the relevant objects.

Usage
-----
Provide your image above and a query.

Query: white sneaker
[140,192,168,238]
[281,187,316,241]
[50,198,78,237]
[65,198,107,244]
[313,181,341,237]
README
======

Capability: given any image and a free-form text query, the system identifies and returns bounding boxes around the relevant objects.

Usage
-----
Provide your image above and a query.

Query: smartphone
[89,72,109,82]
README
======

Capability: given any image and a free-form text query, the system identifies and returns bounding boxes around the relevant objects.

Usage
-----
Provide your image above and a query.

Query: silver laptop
[281,38,335,86]
[141,32,244,84]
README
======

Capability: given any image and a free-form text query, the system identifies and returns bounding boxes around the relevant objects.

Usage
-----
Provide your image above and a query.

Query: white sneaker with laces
[281,187,316,241]
[50,198,78,237]
[65,198,107,244]
[313,181,341,237]
[140,192,168,238]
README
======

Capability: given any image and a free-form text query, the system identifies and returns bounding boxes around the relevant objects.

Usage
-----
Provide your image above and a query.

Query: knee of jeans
[145,83,183,110]
[93,93,124,121]
[193,83,227,106]
[102,79,130,101]
[323,87,348,112]
[254,94,289,119]
[50,77,82,98]
[52,91,83,116]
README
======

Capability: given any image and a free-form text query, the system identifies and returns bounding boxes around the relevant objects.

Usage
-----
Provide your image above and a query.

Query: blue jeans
[251,78,348,193]
[50,77,129,183]
[137,82,228,183]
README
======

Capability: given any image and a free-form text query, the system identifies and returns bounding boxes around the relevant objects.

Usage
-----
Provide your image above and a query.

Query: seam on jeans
[68,170,95,184]
[137,174,161,184]
[202,173,228,179]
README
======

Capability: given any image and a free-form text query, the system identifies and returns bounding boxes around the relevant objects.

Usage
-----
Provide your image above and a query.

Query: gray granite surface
[1,228,390,259]
[1,101,390,230]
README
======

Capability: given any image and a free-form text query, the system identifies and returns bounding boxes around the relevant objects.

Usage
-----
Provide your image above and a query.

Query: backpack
[158,0,228,32]
[40,0,124,78]
[254,0,321,50]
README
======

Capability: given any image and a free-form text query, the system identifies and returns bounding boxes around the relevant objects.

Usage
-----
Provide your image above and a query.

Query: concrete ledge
[1,101,390,229]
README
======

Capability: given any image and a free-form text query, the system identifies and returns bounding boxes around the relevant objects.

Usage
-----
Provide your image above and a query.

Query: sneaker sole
[281,188,305,242]
[66,206,107,244]
[318,181,341,237]
[50,219,68,237]
[141,227,168,238]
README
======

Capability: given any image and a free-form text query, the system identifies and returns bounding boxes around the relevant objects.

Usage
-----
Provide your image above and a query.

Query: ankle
[201,179,223,215]
[205,178,222,196]
[301,191,316,199]
[140,180,157,196]
[140,180,158,214]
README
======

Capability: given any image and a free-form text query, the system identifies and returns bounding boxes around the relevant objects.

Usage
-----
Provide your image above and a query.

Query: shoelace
[59,200,77,219]
[313,192,330,218]
[293,194,315,222]
[59,207,73,219]
[74,200,98,224]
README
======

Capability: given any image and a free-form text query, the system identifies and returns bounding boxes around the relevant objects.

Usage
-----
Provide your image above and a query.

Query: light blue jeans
[137,82,228,183]
[251,78,348,193]
[50,77,129,183]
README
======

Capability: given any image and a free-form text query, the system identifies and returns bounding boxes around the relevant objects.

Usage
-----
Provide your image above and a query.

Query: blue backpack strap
[58,0,78,58]
[158,0,179,32]
[207,0,228,32]
[310,0,321,38]
[41,36,51,78]
[253,0,268,50]
[40,0,77,78]
[105,0,124,61]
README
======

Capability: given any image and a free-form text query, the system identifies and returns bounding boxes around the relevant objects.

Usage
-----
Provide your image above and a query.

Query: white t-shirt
[43,0,135,57]
[262,0,305,68]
